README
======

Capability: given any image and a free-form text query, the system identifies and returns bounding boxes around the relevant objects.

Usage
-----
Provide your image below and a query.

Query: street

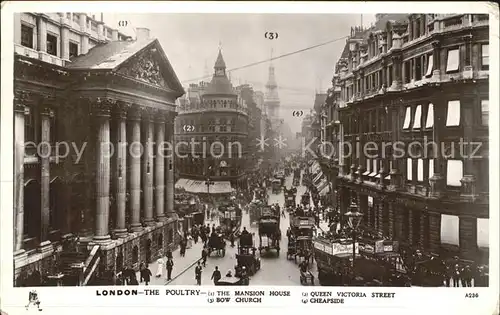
[166,173,326,286]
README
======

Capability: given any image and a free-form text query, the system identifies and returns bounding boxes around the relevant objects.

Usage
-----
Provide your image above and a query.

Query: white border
[1,2,499,315]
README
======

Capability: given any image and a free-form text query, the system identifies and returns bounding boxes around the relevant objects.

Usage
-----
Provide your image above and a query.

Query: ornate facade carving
[119,49,167,88]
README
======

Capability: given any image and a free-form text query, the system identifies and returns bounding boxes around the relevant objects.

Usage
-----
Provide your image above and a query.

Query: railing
[82,245,100,286]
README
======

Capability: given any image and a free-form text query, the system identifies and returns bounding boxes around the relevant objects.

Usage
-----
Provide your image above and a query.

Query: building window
[220,118,227,132]
[446,48,459,72]
[417,158,424,182]
[21,24,34,49]
[446,159,463,186]
[428,159,434,180]
[46,34,58,56]
[403,107,411,129]
[407,158,413,181]
[425,103,434,128]
[446,100,460,127]
[425,54,433,77]
[481,99,488,125]
[69,42,79,58]
[24,105,35,144]
[440,214,459,245]
[208,119,215,132]
[481,44,489,70]
[413,105,422,129]
[404,60,411,83]
[477,218,489,249]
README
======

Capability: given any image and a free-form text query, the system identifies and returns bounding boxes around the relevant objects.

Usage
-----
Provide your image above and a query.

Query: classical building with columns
[175,49,250,194]
[13,12,185,286]
[329,14,489,263]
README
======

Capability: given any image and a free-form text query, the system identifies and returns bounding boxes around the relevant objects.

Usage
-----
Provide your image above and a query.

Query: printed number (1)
[465,293,479,298]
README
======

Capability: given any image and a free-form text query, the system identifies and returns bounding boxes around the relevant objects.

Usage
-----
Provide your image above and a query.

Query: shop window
[446,159,463,186]
[69,42,79,58]
[428,159,434,181]
[446,48,459,73]
[425,54,433,77]
[446,100,460,127]
[403,107,411,129]
[46,34,58,56]
[481,100,488,125]
[413,105,422,129]
[407,158,413,181]
[21,24,34,49]
[417,159,424,182]
[425,103,434,128]
[481,44,489,70]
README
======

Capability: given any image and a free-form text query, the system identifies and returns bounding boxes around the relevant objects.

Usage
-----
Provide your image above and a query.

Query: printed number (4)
[465,293,479,298]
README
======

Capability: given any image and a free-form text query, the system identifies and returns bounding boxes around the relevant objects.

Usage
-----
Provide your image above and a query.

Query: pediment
[116,41,184,94]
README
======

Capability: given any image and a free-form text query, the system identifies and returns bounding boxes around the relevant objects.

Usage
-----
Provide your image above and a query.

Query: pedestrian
[166,258,174,281]
[195,261,203,286]
[180,239,186,257]
[166,248,173,260]
[453,264,461,287]
[230,232,235,247]
[156,254,165,278]
[140,264,152,285]
[201,246,208,267]
[211,266,221,285]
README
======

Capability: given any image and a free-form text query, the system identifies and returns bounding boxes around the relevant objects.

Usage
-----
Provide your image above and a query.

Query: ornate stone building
[13,12,185,286]
[175,50,250,193]
[329,14,489,263]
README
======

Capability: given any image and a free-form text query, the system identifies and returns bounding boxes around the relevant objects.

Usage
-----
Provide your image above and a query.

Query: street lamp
[345,202,363,271]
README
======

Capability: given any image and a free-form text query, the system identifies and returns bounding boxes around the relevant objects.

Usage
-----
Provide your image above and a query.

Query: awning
[175,178,232,194]
[319,184,330,196]
[313,171,324,185]
[316,178,329,193]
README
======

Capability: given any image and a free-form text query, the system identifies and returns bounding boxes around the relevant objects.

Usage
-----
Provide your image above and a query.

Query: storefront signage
[331,242,359,255]
[383,245,393,252]
[375,240,384,253]
[314,241,325,251]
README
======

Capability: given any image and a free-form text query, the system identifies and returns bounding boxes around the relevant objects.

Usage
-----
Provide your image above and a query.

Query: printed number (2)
[465,293,478,298]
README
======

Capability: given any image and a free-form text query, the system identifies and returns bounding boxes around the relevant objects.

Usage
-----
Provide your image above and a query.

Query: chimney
[136,27,150,41]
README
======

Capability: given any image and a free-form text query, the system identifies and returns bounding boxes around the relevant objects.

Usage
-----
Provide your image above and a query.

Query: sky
[102,13,376,133]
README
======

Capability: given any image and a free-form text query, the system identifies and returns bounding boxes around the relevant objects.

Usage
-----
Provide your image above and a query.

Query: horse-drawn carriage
[271,179,282,194]
[218,203,242,238]
[284,187,297,209]
[236,232,261,276]
[287,214,314,263]
[300,192,311,207]
[258,207,281,256]
[254,187,268,204]
[207,233,226,257]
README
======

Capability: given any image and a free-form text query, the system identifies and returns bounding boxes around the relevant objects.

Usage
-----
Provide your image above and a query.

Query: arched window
[220,118,227,132]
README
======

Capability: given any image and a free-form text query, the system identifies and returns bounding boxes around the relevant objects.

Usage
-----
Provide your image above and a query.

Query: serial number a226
[465,293,479,298]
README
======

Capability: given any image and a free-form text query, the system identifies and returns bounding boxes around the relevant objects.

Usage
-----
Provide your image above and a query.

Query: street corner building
[316,14,489,264]
[174,49,253,194]
[13,12,186,286]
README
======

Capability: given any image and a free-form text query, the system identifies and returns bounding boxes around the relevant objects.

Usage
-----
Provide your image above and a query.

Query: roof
[68,38,156,70]
[215,49,226,68]
[205,75,236,95]
[67,38,184,94]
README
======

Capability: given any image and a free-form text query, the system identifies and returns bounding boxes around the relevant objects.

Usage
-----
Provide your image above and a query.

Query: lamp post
[345,202,363,272]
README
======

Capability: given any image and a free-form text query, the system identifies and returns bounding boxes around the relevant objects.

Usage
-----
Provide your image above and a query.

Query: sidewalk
[136,218,219,286]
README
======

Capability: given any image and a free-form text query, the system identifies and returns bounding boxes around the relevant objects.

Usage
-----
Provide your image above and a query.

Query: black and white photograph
[1,4,498,308]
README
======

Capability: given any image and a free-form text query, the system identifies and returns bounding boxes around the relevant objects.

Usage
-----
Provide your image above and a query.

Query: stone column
[431,40,441,81]
[459,216,477,260]
[419,211,427,248]
[390,54,402,90]
[142,110,154,225]
[36,15,47,52]
[14,95,26,252]
[408,208,414,245]
[93,99,112,244]
[155,113,166,221]
[389,105,403,191]
[14,13,22,45]
[165,113,176,217]
[128,107,143,232]
[460,97,477,199]
[428,211,441,253]
[408,16,414,40]
[40,105,52,244]
[430,96,445,197]
[114,103,128,238]
[79,13,89,55]
[60,16,70,60]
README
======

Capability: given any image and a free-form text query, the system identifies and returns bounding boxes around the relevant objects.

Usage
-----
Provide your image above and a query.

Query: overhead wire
[180,34,348,84]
